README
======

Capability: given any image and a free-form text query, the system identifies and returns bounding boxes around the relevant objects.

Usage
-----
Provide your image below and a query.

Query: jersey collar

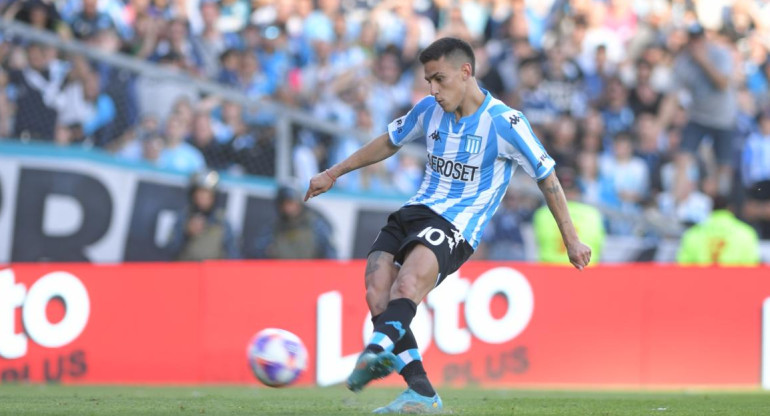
[455,88,492,125]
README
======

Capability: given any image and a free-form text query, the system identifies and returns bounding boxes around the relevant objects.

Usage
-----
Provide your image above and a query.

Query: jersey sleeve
[495,110,555,181]
[387,95,435,147]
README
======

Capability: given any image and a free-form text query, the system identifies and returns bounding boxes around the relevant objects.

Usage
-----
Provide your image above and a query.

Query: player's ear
[461,62,472,80]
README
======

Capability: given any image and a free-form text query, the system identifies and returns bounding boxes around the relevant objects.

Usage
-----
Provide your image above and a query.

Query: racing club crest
[464,134,482,154]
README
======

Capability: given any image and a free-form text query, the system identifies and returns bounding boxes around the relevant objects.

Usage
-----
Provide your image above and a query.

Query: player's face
[424,57,468,113]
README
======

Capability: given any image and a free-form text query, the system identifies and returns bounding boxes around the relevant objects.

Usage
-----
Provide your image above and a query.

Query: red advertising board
[1,262,769,388]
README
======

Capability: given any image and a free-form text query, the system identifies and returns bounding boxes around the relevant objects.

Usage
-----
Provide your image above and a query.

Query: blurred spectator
[192,0,240,79]
[238,50,277,98]
[628,57,663,117]
[112,113,160,162]
[515,57,557,127]
[576,151,614,208]
[9,43,64,140]
[741,108,770,239]
[547,114,579,170]
[533,168,605,265]
[212,100,245,142]
[153,18,202,73]
[157,114,205,173]
[234,125,275,176]
[541,46,587,117]
[577,5,624,70]
[677,195,759,266]
[216,48,241,85]
[190,110,232,171]
[436,2,472,41]
[141,134,165,165]
[672,23,737,196]
[582,44,612,104]
[657,173,713,228]
[125,10,161,59]
[633,113,665,194]
[257,24,293,89]
[329,105,371,192]
[69,0,114,40]
[366,47,412,131]
[293,132,321,186]
[392,151,423,195]
[168,170,240,261]
[87,27,139,142]
[4,0,66,34]
[600,76,635,146]
[578,107,605,154]
[135,52,198,124]
[600,131,650,234]
[475,184,538,261]
[218,0,250,33]
[0,68,12,137]
[473,40,505,98]
[359,161,398,194]
[54,63,116,145]
[372,0,435,61]
[251,185,337,259]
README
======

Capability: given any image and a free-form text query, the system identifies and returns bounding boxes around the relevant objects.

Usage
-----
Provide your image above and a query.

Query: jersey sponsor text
[428,154,479,182]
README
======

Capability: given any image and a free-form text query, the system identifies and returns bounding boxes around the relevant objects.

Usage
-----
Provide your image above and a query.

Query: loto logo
[0,269,90,360]
[315,267,534,386]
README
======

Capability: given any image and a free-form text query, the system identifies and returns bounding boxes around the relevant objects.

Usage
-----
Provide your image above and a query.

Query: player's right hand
[304,170,335,201]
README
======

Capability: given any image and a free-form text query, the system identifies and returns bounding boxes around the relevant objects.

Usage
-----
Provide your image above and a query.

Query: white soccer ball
[247,328,308,387]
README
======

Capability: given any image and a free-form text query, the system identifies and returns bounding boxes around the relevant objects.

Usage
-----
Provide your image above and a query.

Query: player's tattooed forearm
[365,251,383,275]
[543,182,562,195]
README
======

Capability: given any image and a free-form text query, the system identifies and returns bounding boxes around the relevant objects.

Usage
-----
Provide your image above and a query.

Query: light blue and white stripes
[386,91,555,249]
[368,332,394,352]
[742,133,770,187]
[393,349,422,372]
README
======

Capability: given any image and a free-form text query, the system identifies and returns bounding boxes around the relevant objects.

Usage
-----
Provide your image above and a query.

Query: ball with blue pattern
[247,328,308,387]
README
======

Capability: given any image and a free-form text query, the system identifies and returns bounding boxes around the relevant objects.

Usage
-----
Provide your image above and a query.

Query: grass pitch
[0,385,768,416]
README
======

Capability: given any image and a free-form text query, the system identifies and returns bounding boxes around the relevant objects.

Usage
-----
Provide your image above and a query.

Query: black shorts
[369,204,474,286]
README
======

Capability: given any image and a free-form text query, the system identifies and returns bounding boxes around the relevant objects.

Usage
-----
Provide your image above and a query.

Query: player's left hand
[566,240,592,271]
[304,170,335,201]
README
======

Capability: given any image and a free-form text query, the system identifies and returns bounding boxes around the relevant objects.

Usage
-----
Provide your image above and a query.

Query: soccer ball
[247,328,308,387]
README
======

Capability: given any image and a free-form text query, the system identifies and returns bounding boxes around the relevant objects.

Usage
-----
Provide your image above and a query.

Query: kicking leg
[371,244,443,413]
[367,244,438,354]
[347,251,401,392]
[348,244,439,392]
[365,251,436,397]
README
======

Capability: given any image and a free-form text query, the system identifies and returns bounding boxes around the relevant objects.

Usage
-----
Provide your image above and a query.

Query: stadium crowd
[1,0,770,260]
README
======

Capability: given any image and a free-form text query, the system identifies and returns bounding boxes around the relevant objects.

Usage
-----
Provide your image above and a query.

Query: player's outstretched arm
[304,133,399,201]
[537,171,592,270]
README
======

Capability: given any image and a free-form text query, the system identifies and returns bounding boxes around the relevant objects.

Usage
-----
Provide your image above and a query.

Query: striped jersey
[387,90,555,249]
[741,132,770,187]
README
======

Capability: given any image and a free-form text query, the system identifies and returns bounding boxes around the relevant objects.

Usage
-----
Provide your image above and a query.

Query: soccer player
[305,37,591,413]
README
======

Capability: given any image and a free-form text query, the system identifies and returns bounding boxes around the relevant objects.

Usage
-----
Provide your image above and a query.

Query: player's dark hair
[419,37,475,76]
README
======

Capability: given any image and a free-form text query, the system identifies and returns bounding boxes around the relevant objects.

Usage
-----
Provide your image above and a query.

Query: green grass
[0,385,768,416]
